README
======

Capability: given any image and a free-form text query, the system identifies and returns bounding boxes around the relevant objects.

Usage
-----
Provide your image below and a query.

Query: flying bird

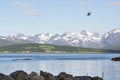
[87,12,91,16]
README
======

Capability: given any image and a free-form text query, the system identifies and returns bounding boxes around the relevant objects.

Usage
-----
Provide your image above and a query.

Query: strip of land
[0,43,120,53]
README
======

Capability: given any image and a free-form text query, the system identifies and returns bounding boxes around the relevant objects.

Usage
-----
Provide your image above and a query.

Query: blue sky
[0,0,120,36]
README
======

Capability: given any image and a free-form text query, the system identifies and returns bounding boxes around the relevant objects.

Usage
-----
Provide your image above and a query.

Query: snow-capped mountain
[29,33,53,43]
[0,28,120,49]
[102,28,120,49]
[8,33,28,40]
[46,31,102,48]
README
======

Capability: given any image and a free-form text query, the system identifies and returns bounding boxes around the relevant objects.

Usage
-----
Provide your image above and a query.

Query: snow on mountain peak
[8,33,28,40]
[102,28,120,46]
[80,30,93,36]
[1,28,120,49]
[104,28,120,38]
[0,36,7,40]
[31,33,53,43]
[62,32,77,37]
[110,28,120,34]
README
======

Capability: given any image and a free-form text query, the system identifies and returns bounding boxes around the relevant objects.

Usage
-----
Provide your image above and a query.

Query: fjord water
[0,53,120,80]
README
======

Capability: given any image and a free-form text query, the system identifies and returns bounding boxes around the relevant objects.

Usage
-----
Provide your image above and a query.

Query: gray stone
[93,76,103,80]
[26,71,44,80]
[57,72,73,80]
[10,70,28,80]
[0,73,14,80]
[112,57,120,61]
[40,71,56,80]
[73,76,92,80]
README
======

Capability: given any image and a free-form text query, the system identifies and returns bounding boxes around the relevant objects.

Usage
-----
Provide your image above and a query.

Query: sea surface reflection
[0,53,120,80]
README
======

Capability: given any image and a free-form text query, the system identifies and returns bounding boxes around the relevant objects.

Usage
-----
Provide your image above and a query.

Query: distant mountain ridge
[0,28,120,50]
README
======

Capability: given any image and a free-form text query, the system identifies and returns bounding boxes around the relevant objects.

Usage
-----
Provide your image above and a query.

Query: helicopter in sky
[87,12,91,16]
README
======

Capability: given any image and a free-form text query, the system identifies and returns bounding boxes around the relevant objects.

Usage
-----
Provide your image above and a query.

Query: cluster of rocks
[0,70,103,80]
[112,56,120,61]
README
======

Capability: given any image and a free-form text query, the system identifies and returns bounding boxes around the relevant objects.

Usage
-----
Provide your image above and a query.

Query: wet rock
[112,56,120,61]
[93,76,103,80]
[40,71,56,80]
[73,76,92,80]
[10,70,28,80]
[56,72,73,80]
[0,73,14,80]
[26,71,44,80]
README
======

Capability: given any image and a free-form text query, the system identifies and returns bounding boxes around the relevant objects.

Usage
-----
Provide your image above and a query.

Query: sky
[0,0,120,36]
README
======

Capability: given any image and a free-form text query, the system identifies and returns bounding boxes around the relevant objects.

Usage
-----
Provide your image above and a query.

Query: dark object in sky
[87,12,91,16]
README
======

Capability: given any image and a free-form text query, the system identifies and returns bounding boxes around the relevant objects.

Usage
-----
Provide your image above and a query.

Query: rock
[10,70,28,80]
[26,71,44,80]
[93,76,102,80]
[1,76,14,80]
[12,58,32,61]
[0,70,103,80]
[56,72,73,80]
[40,71,56,80]
[0,73,14,80]
[112,56,120,61]
[0,73,5,78]
[73,76,92,80]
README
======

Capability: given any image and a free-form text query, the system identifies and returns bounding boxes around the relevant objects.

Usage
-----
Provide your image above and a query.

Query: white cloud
[13,1,35,8]
[105,2,120,7]
[21,2,35,8]
[12,1,39,16]
[22,9,39,16]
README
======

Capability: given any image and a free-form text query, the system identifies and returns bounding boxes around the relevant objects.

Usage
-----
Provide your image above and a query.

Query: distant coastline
[0,43,120,53]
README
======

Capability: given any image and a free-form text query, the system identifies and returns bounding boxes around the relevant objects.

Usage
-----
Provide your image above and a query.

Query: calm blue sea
[0,53,120,80]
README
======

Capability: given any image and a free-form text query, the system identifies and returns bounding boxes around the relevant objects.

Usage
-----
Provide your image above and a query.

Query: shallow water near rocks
[0,53,120,80]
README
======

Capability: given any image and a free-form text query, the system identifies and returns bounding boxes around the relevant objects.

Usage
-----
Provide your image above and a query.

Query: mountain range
[0,28,120,50]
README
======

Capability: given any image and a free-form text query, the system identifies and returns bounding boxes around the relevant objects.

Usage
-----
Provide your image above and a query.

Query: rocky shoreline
[0,70,103,80]
[112,56,120,61]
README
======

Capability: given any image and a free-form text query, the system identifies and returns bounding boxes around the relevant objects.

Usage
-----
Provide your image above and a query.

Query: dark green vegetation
[0,43,120,53]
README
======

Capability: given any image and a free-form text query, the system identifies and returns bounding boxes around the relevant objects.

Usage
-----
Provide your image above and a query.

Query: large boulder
[26,71,44,80]
[0,70,103,80]
[0,73,5,78]
[93,76,103,80]
[73,76,92,80]
[112,56,120,61]
[0,73,14,80]
[10,70,28,80]
[40,71,56,80]
[73,76,103,80]
[56,72,73,80]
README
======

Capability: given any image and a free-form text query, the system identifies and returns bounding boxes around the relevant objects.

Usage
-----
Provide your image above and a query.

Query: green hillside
[0,43,119,53]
